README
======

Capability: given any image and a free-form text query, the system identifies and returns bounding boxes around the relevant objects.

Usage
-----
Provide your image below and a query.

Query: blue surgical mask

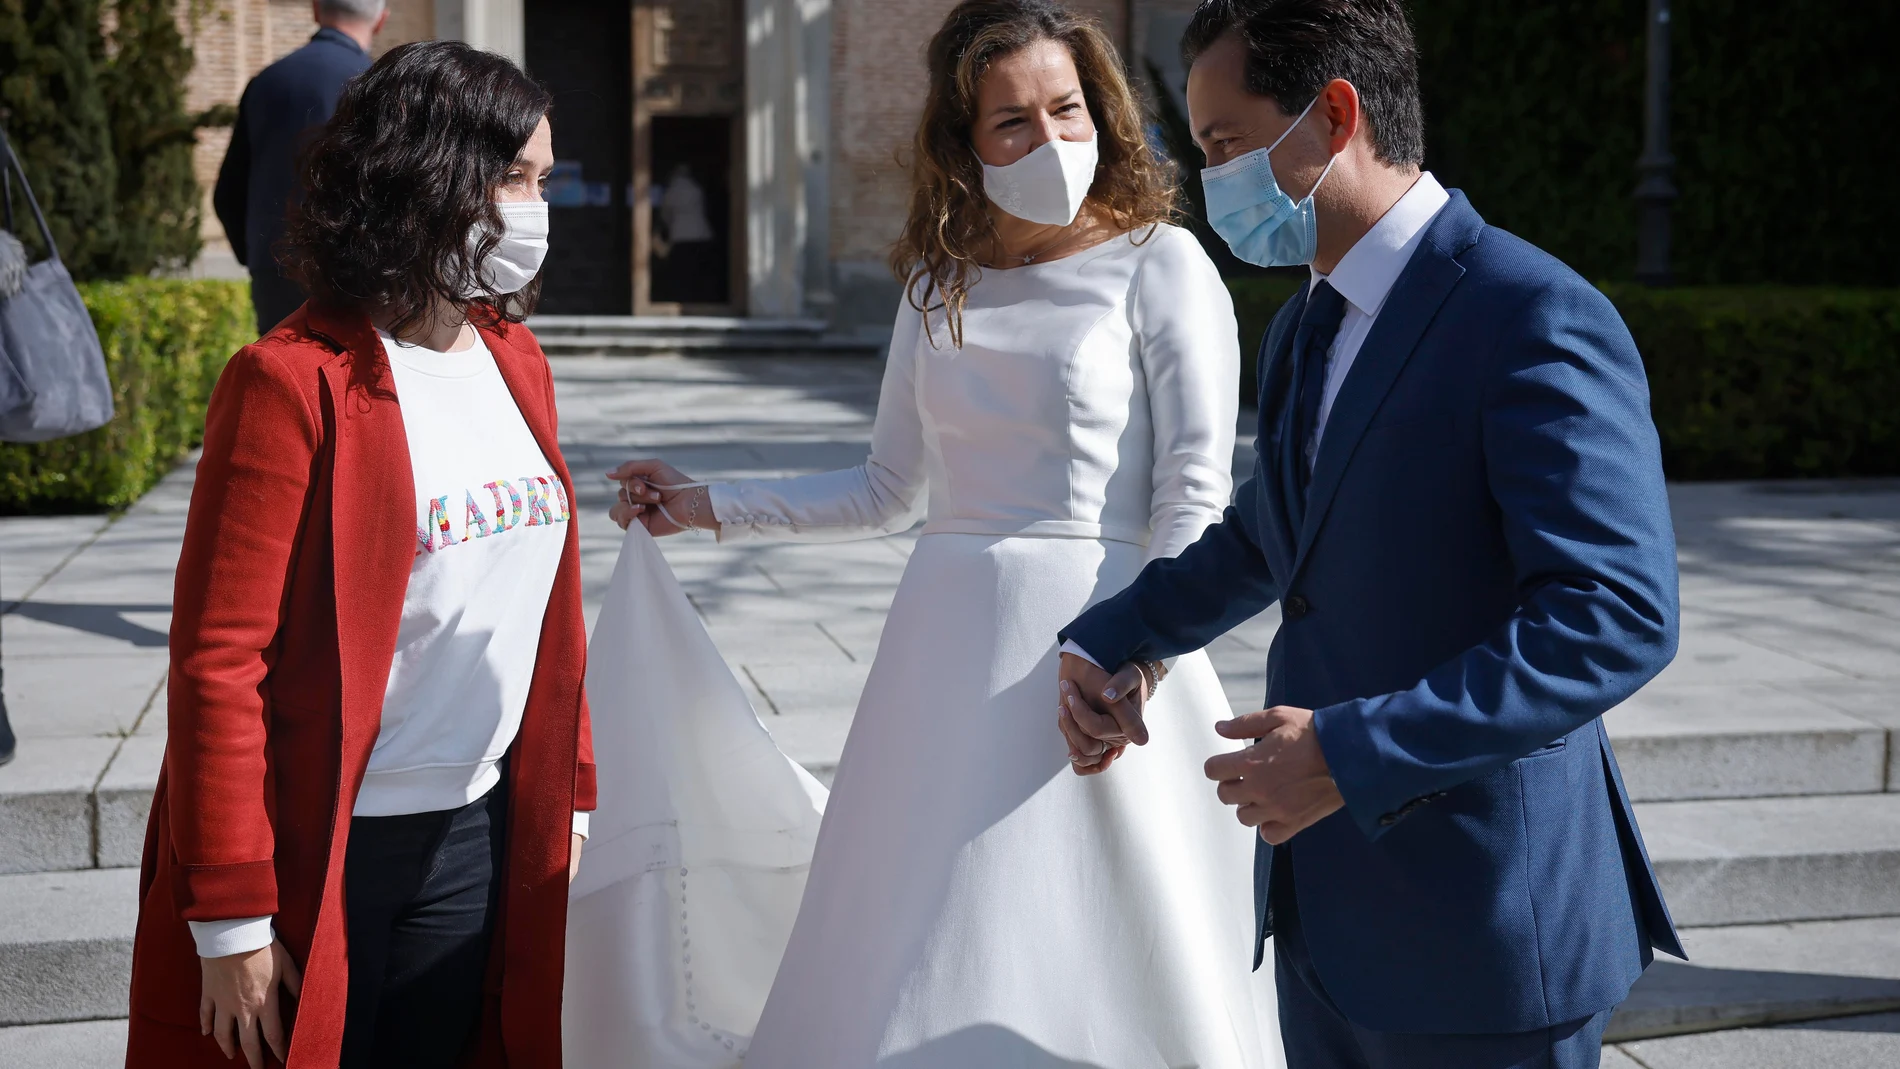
[1200,94,1340,267]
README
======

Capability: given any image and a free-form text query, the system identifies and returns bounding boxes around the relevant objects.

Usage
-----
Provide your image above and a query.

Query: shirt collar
[312,26,368,56]
[1311,171,1450,319]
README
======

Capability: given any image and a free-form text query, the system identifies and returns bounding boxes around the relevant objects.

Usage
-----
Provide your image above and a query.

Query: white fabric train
[563,524,828,1068]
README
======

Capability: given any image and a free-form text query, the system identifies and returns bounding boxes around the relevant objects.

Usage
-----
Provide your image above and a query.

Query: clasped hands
[1057,653,1345,844]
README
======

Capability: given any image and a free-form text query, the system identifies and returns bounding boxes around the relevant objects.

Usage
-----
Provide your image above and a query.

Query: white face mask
[466,200,549,296]
[981,134,1099,227]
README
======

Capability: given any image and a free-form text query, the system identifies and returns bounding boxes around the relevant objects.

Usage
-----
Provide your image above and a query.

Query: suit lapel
[1255,283,1308,577]
[1291,195,1483,572]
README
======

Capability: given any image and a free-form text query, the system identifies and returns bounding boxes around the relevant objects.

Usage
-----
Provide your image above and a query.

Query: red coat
[127,304,596,1067]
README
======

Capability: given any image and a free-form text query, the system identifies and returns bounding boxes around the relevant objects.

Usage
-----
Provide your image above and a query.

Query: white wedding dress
[716,224,1283,1069]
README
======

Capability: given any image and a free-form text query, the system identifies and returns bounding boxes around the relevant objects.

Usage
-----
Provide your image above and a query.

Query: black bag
[0,126,114,443]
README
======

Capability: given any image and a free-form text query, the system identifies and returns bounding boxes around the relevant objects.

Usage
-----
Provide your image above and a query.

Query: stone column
[744,0,830,320]
[436,0,523,68]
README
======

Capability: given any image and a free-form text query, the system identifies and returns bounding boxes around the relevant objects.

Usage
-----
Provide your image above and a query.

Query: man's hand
[569,831,585,883]
[1056,653,1150,775]
[199,940,301,1069]
[1204,706,1344,844]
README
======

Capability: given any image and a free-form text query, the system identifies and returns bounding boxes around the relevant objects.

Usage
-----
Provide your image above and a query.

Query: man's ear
[374,10,389,36]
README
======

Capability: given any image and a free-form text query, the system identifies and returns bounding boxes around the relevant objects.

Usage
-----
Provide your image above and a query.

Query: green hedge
[1222,279,1900,481]
[1610,287,1900,480]
[0,277,250,512]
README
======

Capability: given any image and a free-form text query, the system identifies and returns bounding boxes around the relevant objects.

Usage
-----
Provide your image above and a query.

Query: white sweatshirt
[189,328,585,958]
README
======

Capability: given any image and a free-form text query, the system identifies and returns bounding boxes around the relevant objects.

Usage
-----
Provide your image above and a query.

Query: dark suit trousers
[340,783,506,1069]
[1272,857,1613,1069]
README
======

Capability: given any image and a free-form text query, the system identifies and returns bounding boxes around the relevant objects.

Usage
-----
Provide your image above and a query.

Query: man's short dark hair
[1183,0,1424,167]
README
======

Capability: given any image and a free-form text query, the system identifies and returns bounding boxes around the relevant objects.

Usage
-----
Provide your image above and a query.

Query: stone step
[1609,916,1900,1041]
[1638,793,1900,926]
[0,1019,127,1069]
[527,314,881,356]
[0,868,136,1026]
[0,734,162,876]
[1606,681,1894,802]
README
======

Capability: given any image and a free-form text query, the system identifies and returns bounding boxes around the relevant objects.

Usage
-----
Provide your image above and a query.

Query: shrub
[1221,278,1900,481]
[98,0,220,276]
[0,0,120,272]
[0,277,251,512]
[1611,286,1900,480]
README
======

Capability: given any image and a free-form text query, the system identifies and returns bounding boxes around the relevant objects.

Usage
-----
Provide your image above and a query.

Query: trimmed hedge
[1610,287,1900,480]
[0,277,251,512]
[1222,279,1900,481]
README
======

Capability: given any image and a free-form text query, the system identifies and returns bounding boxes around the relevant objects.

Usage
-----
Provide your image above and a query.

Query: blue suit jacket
[213,28,368,324]
[1063,192,1684,1035]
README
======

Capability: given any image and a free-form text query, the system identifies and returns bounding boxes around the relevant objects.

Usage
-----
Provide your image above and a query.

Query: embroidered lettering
[485,480,524,531]
[463,490,493,540]
[521,477,556,527]
[424,495,454,551]
[548,476,572,522]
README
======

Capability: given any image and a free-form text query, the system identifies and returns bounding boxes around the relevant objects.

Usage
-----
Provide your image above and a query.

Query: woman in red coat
[127,41,594,1069]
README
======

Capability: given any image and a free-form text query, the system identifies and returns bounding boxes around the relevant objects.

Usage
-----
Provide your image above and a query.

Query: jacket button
[1284,595,1310,620]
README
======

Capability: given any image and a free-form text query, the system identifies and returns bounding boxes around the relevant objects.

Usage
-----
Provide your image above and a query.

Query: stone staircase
[526,314,884,356]
[3,434,1897,1063]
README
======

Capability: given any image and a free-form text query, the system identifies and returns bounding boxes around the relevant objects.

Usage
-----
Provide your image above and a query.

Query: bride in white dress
[608,4,1281,1066]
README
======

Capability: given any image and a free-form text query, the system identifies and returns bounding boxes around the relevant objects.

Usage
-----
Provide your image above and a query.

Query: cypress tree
[99,0,215,276]
[0,0,120,277]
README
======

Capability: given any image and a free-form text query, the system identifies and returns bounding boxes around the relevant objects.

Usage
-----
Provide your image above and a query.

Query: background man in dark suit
[1056,2,1682,1066]
[213,1,385,335]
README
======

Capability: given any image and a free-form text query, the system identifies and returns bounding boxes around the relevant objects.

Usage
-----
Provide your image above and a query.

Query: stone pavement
[2,354,1899,1065]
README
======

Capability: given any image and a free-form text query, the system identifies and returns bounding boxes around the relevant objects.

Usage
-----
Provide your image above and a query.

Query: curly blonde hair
[891,0,1177,347]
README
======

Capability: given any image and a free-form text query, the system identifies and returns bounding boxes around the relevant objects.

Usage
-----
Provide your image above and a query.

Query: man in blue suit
[213,1,383,335]
[1055,2,1682,1065]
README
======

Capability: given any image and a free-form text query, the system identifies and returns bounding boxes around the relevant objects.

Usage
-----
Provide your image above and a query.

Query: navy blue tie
[1279,281,1347,533]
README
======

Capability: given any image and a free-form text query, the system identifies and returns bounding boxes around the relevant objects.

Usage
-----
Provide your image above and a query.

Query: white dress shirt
[1063,172,1450,671]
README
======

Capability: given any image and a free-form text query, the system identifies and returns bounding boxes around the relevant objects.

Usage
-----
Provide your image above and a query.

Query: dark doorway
[648,115,732,307]
[524,0,632,314]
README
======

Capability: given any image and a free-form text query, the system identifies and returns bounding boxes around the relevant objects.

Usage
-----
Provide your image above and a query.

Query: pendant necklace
[1015,224,1077,265]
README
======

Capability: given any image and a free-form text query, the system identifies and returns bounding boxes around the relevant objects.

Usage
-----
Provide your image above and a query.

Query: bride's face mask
[969,39,1100,227]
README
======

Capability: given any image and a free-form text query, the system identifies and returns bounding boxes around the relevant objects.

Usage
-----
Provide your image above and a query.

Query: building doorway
[648,115,732,307]
[524,0,633,314]
[633,1,745,315]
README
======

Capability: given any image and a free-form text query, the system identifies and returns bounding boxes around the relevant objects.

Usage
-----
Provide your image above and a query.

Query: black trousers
[340,784,506,1069]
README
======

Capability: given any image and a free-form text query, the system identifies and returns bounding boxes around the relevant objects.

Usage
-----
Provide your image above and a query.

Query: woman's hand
[199,939,301,1069]
[606,459,719,537]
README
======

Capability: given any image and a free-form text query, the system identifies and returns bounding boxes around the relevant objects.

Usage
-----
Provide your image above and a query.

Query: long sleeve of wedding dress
[1130,228,1239,561]
[710,226,1238,558]
[707,301,929,542]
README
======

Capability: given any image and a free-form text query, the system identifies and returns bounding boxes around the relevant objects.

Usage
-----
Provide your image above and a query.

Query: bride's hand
[607,458,719,537]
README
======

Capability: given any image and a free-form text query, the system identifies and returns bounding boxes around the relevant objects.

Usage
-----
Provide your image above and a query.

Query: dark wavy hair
[281,41,552,335]
[892,0,1176,348]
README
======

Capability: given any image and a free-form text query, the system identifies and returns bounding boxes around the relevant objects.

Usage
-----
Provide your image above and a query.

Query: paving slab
[0,736,119,874]
[1597,1046,1645,1069]
[1637,793,1900,925]
[0,868,137,1025]
[1617,1011,1900,1069]
[1604,683,1887,801]
[1611,917,1900,1040]
[0,1019,128,1069]
[0,654,166,738]
[96,734,164,870]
